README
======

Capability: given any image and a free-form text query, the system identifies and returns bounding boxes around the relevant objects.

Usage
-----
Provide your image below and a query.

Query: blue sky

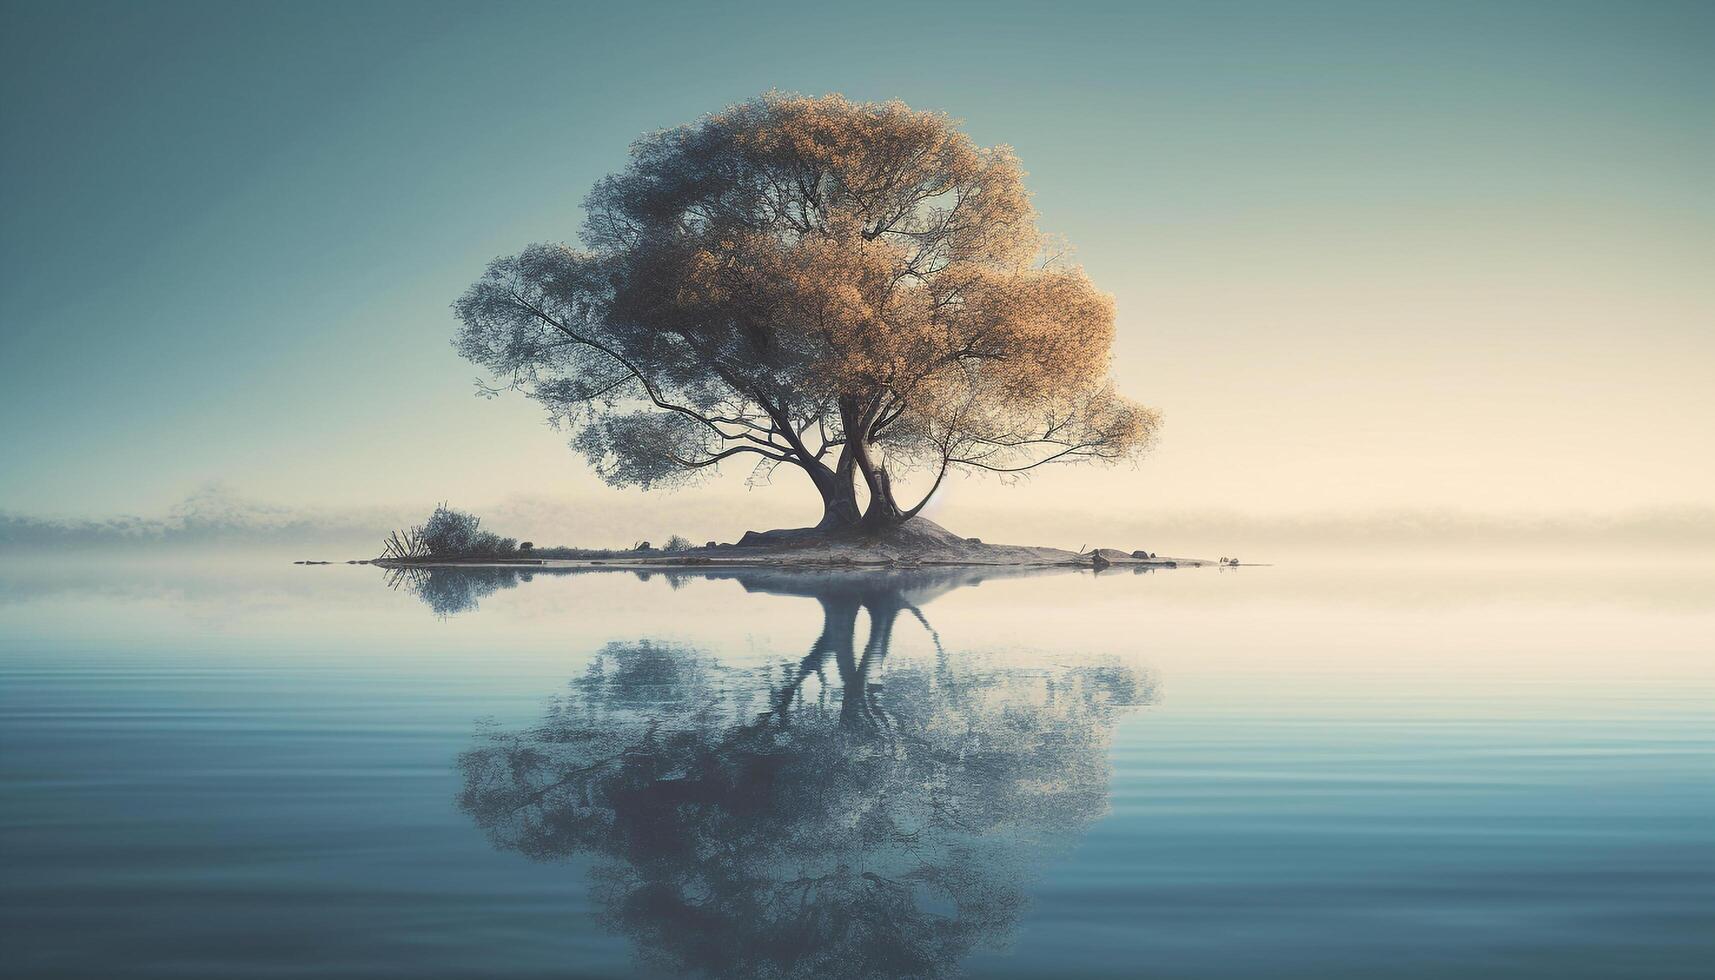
[2,0,1710,538]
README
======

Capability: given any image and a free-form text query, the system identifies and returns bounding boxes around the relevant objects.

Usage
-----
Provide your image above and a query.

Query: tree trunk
[838,395,909,532]
[807,456,862,531]
[851,439,917,530]
[858,456,905,530]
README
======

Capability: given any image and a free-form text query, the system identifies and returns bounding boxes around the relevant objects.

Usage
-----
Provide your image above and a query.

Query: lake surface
[2,555,1711,978]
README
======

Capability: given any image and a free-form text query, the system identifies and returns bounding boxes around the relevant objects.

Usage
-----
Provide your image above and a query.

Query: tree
[456,569,1153,979]
[455,93,1159,531]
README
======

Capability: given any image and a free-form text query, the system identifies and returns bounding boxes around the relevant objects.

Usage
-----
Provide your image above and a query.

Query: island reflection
[425,566,1153,979]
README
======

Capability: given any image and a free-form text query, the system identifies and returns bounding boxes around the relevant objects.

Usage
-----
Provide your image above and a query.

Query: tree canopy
[455,93,1158,530]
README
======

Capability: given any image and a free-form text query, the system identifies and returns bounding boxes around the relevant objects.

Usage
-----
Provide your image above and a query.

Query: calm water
[1,556,1711,978]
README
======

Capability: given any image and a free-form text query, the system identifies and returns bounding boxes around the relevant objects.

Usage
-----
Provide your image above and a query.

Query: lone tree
[455,93,1158,532]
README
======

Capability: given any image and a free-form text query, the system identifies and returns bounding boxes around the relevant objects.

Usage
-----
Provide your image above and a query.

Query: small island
[363,504,1211,572]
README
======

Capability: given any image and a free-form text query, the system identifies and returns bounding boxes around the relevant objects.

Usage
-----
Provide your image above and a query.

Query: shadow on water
[381,565,539,616]
[426,564,1154,979]
[382,560,1169,618]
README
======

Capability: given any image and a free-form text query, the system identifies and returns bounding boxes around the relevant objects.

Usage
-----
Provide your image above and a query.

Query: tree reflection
[383,565,531,616]
[455,568,1153,979]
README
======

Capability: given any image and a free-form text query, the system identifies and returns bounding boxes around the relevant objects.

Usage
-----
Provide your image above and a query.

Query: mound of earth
[720,517,1066,565]
[713,517,1175,567]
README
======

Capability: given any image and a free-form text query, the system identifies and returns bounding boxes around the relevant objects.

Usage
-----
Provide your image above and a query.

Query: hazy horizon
[5,483,1713,561]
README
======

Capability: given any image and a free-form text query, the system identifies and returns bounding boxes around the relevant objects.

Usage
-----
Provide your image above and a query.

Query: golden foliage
[458,93,1158,521]
[643,93,1154,464]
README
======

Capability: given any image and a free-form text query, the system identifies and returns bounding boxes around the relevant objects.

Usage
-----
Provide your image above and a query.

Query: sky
[2,0,1711,546]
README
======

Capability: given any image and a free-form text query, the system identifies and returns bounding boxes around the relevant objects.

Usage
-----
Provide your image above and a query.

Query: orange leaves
[484,92,1162,500]
[616,93,1149,468]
